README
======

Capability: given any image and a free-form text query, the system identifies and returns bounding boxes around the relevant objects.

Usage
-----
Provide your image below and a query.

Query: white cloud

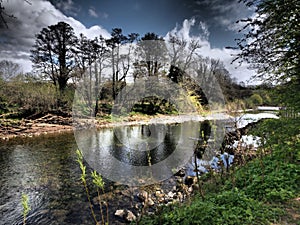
[55,0,78,16]
[88,7,108,19]
[166,18,256,83]
[0,0,110,73]
[88,8,98,18]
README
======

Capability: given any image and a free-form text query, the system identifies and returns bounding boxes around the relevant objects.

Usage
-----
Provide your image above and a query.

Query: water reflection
[0,120,219,224]
[0,133,93,225]
[75,121,201,186]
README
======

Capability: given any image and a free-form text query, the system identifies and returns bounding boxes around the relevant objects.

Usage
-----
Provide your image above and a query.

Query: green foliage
[21,193,30,225]
[235,0,300,111]
[140,117,299,224]
[236,0,300,83]
[76,149,87,184]
[225,118,300,202]
[76,149,109,225]
[91,170,105,191]
[229,153,300,202]
[31,21,78,93]
[139,190,281,225]
[248,93,263,106]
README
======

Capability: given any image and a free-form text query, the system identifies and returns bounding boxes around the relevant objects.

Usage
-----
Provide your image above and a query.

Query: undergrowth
[139,118,300,225]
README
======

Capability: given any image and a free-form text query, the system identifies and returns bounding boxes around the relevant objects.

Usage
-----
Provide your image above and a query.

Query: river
[0,120,216,225]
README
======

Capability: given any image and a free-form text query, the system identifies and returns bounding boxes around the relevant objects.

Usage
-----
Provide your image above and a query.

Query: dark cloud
[0,0,109,72]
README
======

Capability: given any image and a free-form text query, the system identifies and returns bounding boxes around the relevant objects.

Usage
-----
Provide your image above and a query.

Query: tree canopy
[233,0,300,110]
[234,0,300,84]
[30,21,78,93]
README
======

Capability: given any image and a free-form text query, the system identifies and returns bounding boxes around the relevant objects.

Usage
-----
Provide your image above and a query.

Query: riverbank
[0,112,232,141]
[138,117,300,225]
[0,116,74,140]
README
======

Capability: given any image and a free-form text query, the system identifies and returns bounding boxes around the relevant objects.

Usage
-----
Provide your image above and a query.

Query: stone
[115,209,125,217]
[174,169,185,177]
[192,184,200,191]
[184,176,194,186]
[137,190,148,202]
[126,210,136,222]
[155,190,162,197]
[167,191,175,198]
[115,209,136,222]
[147,198,155,206]
[177,178,183,184]
[177,192,183,201]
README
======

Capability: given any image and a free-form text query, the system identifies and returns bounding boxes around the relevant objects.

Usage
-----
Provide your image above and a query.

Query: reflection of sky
[1,145,50,224]
[76,121,201,186]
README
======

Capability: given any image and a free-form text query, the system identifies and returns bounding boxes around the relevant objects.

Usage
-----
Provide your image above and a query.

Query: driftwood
[0,113,73,139]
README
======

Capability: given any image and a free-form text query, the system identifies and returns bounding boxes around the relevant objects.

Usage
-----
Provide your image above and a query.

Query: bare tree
[0,60,21,81]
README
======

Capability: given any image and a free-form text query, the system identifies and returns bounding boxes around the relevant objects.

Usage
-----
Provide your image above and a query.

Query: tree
[233,0,300,84]
[166,33,201,83]
[233,0,300,109]
[74,34,110,116]
[106,28,127,99]
[30,21,78,94]
[135,32,167,78]
[0,60,21,81]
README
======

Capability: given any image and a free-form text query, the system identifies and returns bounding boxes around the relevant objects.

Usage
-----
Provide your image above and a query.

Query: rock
[126,210,136,222]
[115,209,136,222]
[155,190,160,196]
[137,190,148,202]
[177,178,183,184]
[115,209,125,217]
[192,184,200,191]
[174,169,185,177]
[147,198,155,206]
[177,192,183,201]
[167,191,175,198]
[184,176,194,186]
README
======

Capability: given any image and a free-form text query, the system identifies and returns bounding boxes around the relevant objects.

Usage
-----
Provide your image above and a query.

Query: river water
[0,120,218,224]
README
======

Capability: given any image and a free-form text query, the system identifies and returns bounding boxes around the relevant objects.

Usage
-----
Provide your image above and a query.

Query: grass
[138,117,300,225]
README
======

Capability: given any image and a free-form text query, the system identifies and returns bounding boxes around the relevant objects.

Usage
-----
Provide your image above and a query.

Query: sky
[0,0,256,83]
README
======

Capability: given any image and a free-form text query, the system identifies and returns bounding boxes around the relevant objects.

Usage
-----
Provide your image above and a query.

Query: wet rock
[167,191,175,199]
[192,184,200,191]
[184,176,194,186]
[155,190,161,197]
[174,169,185,177]
[137,190,148,202]
[115,209,136,222]
[176,178,183,184]
[177,192,183,201]
[115,209,125,217]
[126,210,136,222]
[147,198,155,206]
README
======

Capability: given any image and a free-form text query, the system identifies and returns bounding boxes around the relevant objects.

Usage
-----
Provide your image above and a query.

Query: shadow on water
[0,120,213,224]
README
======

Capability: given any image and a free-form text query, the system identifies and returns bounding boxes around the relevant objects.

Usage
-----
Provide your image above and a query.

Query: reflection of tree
[195,120,212,159]
[108,124,179,166]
